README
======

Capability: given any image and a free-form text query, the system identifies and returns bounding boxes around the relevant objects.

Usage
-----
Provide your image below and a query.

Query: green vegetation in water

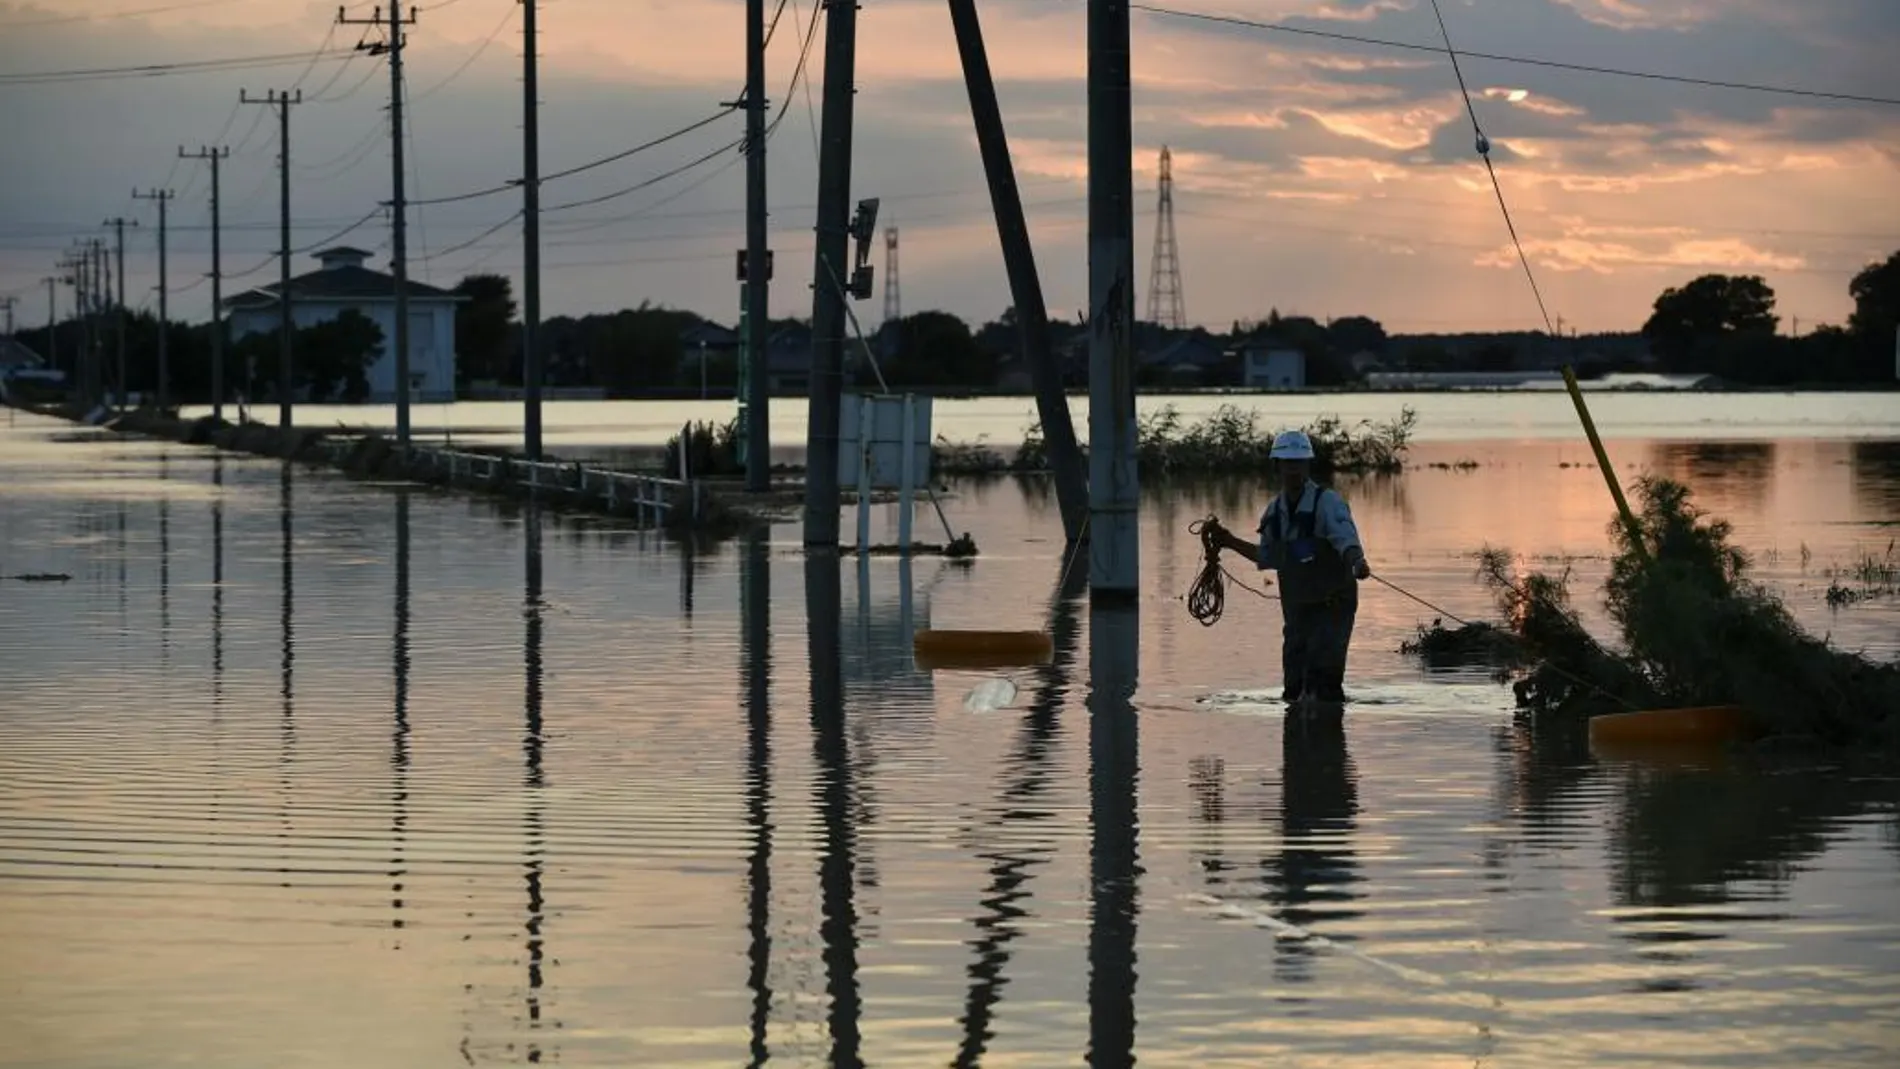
[1823,542,1898,607]
[1399,618,1525,672]
[960,403,1417,477]
[1466,477,1900,749]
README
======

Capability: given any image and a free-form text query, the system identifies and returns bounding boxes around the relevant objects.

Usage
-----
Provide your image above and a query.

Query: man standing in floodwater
[1203,430,1372,703]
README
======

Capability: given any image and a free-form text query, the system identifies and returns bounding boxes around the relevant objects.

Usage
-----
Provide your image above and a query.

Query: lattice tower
[1146,145,1185,329]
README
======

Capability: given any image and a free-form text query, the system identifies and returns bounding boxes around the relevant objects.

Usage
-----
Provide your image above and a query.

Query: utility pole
[135,188,175,410]
[338,3,417,448]
[1087,0,1139,599]
[947,0,1089,546]
[801,0,861,548]
[0,296,14,337]
[742,0,770,490]
[522,0,544,461]
[93,239,109,407]
[181,146,230,421]
[241,88,303,433]
[104,216,136,413]
[40,277,58,371]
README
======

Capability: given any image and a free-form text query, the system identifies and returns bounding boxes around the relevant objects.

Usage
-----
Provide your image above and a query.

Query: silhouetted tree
[1327,315,1387,355]
[1848,249,1899,350]
[453,273,517,386]
[1642,274,1778,368]
[887,310,995,388]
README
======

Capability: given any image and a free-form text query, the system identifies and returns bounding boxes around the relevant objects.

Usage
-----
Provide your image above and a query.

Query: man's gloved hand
[1353,558,1372,580]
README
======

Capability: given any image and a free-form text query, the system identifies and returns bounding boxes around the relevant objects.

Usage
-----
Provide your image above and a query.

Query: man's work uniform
[1256,481,1367,702]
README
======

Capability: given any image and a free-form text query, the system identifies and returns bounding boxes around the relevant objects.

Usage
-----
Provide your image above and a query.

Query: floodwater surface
[2,408,1899,1067]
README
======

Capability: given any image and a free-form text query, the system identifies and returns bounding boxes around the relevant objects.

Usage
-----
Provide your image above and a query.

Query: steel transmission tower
[1146,145,1185,329]
[882,226,901,325]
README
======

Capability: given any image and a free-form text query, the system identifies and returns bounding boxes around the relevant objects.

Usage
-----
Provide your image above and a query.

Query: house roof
[223,260,461,309]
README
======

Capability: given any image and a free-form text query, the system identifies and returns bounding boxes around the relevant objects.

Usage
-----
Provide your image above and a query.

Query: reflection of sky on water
[0,411,1897,1067]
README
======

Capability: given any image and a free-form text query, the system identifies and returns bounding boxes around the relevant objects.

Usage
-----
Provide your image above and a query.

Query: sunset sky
[1,0,1895,337]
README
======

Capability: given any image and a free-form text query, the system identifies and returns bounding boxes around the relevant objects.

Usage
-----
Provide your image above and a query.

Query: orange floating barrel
[1586,705,1756,751]
[912,629,1054,671]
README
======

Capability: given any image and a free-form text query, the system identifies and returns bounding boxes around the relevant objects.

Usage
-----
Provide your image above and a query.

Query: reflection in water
[278,462,295,881]
[1088,603,1140,1069]
[158,452,171,671]
[1849,440,1900,519]
[1265,711,1363,984]
[740,530,773,1068]
[1651,441,1776,511]
[522,500,550,1063]
[954,546,1086,1067]
[391,491,411,940]
[806,553,863,1068]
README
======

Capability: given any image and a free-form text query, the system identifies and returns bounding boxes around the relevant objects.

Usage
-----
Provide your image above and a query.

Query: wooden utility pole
[241,88,303,432]
[181,146,230,421]
[104,216,136,413]
[338,3,417,448]
[135,188,175,410]
[801,0,861,548]
[1087,0,1138,599]
[522,0,544,461]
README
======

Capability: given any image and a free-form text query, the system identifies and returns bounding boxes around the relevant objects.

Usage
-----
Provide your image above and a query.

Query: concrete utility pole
[947,0,1090,547]
[521,0,544,461]
[801,0,861,548]
[135,188,175,410]
[40,277,58,371]
[104,216,136,413]
[181,146,230,421]
[0,296,15,337]
[1086,0,1139,599]
[742,0,770,490]
[92,239,108,406]
[241,88,302,432]
[338,3,417,448]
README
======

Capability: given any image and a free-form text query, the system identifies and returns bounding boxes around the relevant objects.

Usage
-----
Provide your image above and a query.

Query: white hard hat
[1269,430,1315,461]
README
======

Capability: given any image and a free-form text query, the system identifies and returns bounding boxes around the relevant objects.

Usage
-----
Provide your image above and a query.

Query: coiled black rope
[1186,516,1276,626]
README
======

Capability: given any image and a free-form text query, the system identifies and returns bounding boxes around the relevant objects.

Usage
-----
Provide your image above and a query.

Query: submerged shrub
[977,404,1417,477]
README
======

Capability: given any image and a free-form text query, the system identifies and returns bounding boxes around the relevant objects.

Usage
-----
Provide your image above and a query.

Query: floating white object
[962,677,1018,713]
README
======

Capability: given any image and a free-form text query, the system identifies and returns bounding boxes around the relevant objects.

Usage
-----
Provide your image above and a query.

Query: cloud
[0,0,1895,336]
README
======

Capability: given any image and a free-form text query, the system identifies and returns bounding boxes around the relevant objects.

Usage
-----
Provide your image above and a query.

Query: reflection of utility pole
[240,87,303,432]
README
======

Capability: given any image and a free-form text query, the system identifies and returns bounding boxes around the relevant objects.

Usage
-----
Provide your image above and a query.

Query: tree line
[9,249,1896,404]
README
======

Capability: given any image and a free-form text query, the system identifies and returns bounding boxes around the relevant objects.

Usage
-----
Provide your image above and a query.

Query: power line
[1426,0,1555,335]
[0,48,357,86]
[1128,2,1900,108]
[541,108,739,182]
[0,1,226,29]
[542,139,743,213]
[412,2,517,100]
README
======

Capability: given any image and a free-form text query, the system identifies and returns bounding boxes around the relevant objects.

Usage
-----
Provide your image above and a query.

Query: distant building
[1139,332,1228,386]
[1237,344,1306,390]
[223,246,464,402]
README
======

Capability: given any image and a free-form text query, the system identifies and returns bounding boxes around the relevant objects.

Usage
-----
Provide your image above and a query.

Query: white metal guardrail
[320,440,700,526]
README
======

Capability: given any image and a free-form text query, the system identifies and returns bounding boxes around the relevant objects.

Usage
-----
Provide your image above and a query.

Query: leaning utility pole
[181,146,230,421]
[947,0,1089,546]
[801,0,861,548]
[741,0,770,490]
[104,215,135,413]
[338,2,417,448]
[1087,0,1139,599]
[521,0,544,461]
[241,88,303,433]
[135,188,176,410]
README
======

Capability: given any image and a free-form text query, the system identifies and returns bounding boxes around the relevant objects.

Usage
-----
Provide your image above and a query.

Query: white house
[1240,345,1306,390]
[223,246,462,402]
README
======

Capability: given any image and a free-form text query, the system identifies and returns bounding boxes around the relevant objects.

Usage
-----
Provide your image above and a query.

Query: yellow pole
[1562,365,1648,563]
